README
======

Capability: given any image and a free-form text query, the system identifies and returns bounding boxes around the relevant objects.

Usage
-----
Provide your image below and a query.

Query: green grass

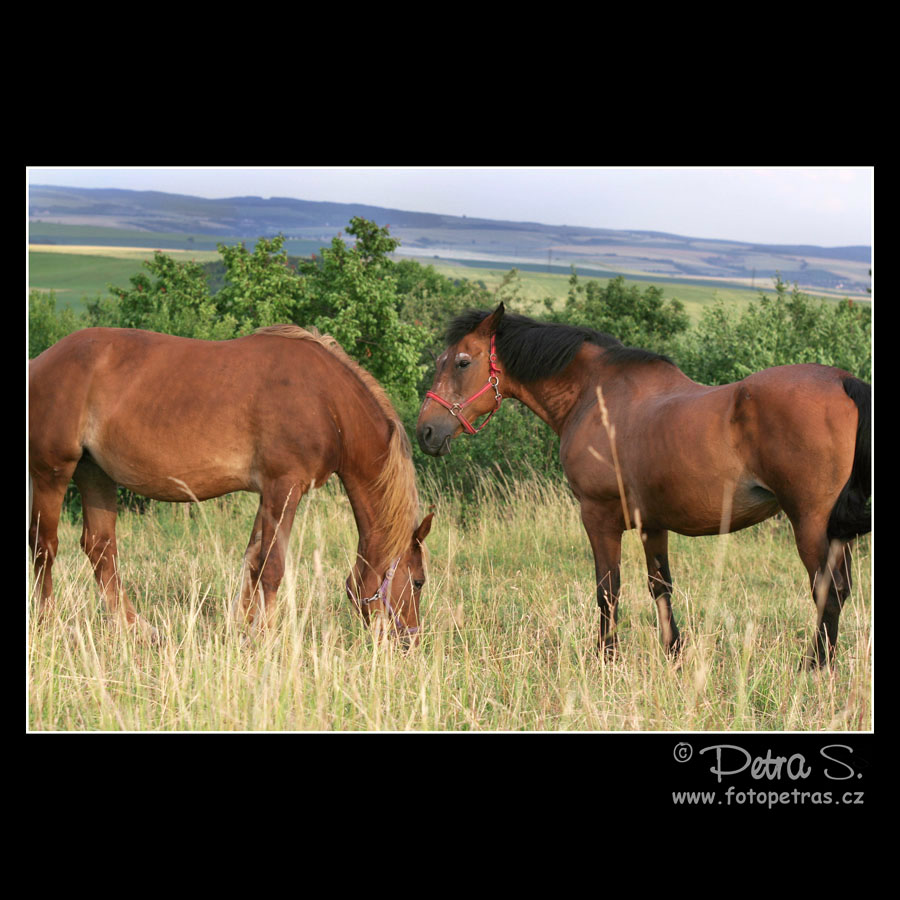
[28,250,150,309]
[27,474,872,732]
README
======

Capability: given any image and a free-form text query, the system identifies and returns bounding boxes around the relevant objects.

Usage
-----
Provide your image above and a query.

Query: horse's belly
[651,480,781,536]
[85,440,255,502]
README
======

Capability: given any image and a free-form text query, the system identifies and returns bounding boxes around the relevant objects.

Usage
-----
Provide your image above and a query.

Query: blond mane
[256,324,419,563]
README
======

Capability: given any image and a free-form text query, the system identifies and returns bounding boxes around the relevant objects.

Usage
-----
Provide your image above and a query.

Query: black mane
[445,310,674,383]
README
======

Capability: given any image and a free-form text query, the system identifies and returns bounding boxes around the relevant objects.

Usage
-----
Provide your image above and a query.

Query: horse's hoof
[665,635,685,658]
[664,637,686,669]
[596,638,619,662]
[119,615,161,646]
[139,625,162,647]
[800,653,828,672]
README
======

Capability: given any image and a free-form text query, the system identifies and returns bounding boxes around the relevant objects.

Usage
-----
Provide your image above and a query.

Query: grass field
[422,259,775,321]
[26,239,873,733]
[27,474,872,732]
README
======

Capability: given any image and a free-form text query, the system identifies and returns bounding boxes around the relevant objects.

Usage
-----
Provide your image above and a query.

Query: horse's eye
[457,359,470,369]
[413,579,425,590]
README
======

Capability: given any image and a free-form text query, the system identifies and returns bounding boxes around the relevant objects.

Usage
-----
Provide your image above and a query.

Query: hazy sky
[26,166,873,248]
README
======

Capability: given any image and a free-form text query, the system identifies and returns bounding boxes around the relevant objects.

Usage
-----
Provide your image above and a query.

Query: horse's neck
[334,393,395,568]
[506,344,604,435]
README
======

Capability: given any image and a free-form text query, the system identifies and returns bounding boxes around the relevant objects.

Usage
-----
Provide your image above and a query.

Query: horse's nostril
[422,425,434,444]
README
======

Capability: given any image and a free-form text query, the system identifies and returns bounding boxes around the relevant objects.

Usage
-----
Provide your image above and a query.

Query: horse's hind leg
[29,463,77,622]
[235,481,304,634]
[73,457,157,643]
[792,516,852,668]
[643,529,682,657]
[254,480,303,631]
[233,501,264,624]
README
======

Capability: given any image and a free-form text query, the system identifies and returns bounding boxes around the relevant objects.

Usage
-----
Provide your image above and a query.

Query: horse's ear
[414,511,434,545]
[476,302,505,337]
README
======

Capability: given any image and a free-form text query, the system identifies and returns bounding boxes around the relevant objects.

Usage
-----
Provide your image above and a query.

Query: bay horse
[29,325,433,643]
[416,304,870,668]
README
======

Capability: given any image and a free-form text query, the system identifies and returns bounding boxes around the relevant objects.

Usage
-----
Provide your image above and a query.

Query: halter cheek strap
[425,334,503,435]
[346,557,419,636]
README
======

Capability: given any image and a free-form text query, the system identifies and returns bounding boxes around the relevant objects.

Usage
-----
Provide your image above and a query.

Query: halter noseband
[346,557,419,636]
[425,334,503,435]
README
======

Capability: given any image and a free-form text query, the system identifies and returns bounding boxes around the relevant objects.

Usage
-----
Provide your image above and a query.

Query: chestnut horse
[29,325,432,642]
[416,304,870,667]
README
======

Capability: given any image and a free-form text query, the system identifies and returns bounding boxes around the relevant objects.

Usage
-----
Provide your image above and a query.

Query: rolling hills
[28,184,872,298]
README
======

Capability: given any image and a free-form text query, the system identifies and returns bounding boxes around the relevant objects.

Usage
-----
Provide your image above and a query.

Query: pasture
[26,237,872,734]
[27,474,872,732]
[423,258,783,320]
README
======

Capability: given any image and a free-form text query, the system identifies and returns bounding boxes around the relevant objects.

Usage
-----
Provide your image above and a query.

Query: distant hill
[28,185,872,296]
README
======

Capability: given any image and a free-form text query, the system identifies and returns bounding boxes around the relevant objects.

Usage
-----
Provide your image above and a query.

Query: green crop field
[28,247,220,313]
[29,243,787,323]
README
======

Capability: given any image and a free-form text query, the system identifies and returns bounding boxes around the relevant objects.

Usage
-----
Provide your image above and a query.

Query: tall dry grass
[27,474,872,731]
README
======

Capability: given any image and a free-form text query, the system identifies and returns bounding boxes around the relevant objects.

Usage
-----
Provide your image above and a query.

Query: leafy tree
[292,218,428,402]
[546,271,690,356]
[677,275,871,385]
[86,251,234,340]
[214,235,303,334]
[78,220,429,403]
[29,290,84,358]
[394,258,492,357]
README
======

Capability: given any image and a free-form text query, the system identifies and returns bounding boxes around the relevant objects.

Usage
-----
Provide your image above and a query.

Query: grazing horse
[29,325,433,642]
[416,304,870,668]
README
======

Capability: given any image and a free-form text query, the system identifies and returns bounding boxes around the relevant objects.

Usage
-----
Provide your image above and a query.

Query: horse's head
[346,512,433,644]
[416,303,505,456]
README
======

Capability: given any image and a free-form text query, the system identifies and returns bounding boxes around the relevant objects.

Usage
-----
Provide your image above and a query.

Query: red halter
[425,334,503,435]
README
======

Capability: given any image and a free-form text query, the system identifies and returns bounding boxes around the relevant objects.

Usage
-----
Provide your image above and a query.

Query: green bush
[29,290,84,359]
[675,276,871,384]
[545,270,691,358]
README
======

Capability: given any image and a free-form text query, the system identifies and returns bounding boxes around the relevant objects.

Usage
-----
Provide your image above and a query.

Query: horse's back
[29,328,342,501]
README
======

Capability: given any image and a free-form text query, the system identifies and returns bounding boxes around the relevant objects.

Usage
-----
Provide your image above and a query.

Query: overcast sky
[26,166,873,248]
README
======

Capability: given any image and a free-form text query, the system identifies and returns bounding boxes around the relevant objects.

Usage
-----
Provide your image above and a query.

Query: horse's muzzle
[417,423,453,456]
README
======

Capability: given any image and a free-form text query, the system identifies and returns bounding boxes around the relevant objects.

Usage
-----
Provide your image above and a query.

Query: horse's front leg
[642,528,682,657]
[580,499,624,659]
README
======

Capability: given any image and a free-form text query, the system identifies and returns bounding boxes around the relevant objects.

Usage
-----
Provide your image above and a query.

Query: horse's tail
[827,375,871,542]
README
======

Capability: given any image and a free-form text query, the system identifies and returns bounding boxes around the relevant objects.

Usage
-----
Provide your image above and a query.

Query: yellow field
[29,244,222,263]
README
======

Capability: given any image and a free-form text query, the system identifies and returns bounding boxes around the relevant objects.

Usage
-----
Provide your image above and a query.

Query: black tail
[827,376,871,542]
